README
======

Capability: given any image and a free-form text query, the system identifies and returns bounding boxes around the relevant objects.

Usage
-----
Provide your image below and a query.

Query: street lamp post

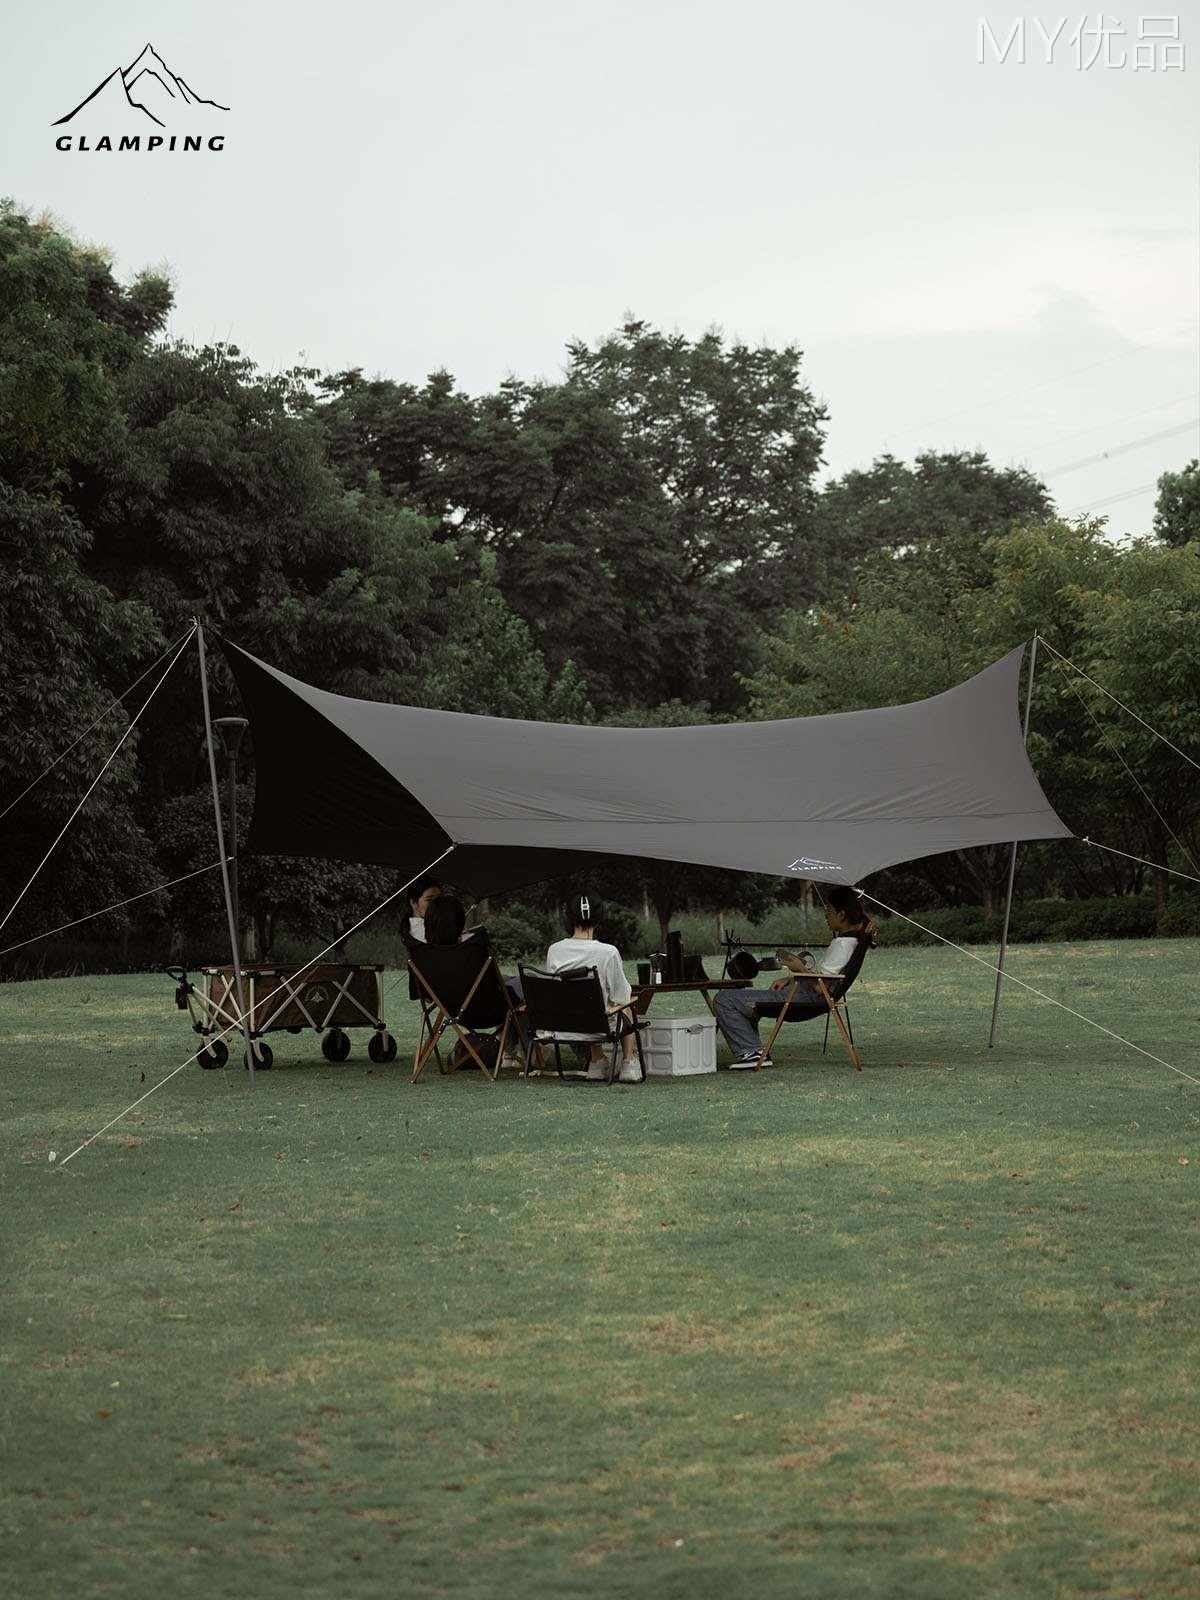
[213,716,249,943]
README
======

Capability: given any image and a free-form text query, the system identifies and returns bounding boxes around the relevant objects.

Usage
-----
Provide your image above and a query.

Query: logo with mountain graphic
[53,43,228,148]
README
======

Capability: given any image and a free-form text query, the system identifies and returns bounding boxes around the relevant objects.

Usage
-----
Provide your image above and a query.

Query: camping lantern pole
[213,716,248,941]
[988,634,1039,1048]
[196,624,259,1084]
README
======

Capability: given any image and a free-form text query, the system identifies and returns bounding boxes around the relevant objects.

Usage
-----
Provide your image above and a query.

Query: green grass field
[3,941,1198,1599]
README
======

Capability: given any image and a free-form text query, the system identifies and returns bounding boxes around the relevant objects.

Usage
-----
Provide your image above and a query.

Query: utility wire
[883,317,1199,444]
[1042,418,1199,478]
[1011,391,1197,460]
[1065,481,1159,514]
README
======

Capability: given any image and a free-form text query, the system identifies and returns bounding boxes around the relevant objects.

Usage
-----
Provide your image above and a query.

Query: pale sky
[8,0,1199,537]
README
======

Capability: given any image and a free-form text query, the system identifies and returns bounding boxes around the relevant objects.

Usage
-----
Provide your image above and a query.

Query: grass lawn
[3,940,1199,1598]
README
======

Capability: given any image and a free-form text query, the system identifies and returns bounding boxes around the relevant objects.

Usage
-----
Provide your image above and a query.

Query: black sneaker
[729,1053,770,1070]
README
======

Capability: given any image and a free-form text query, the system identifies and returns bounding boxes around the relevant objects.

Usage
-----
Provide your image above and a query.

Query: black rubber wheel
[368,1030,398,1064]
[321,1029,352,1063]
[198,1038,228,1069]
[244,1041,273,1071]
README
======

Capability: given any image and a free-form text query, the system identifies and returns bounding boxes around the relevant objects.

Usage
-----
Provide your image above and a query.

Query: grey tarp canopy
[223,640,1071,895]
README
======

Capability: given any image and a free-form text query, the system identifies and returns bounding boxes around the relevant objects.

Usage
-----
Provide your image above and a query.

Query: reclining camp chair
[407,940,518,1084]
[749,934,871,1073]
[516,964,648,1085]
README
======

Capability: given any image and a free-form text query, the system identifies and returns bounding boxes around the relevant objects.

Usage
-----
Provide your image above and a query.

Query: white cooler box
[641,1014,717,1076]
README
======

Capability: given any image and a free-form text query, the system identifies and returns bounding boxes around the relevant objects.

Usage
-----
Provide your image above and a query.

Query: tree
[815,449,1054,569]
[744,519,1174,914]
[1153,458,1200,548]
[0,206,167,953]
[319,321,831,712]
[0,205,592,968]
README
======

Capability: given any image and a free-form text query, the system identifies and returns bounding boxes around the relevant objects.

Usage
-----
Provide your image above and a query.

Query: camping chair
[407,941,518,1083]
[750,935,871,1073]
[403,936,446,1074]
[516,964,648,1085]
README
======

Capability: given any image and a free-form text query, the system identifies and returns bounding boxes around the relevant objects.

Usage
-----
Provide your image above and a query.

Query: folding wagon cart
[168,962,398,1070]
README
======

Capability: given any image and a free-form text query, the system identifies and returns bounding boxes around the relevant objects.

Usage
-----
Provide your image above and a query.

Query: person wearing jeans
[715,887,875,1068]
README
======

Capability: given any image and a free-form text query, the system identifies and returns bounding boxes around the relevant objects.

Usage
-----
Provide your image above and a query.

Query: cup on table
[637,961,651,986]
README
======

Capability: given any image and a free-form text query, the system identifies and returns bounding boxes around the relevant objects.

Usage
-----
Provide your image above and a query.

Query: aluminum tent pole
[196,623,258,1084]
[988,633,1039,1048]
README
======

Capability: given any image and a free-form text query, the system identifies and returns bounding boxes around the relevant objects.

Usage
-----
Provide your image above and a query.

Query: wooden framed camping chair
[516,964,648,1085]
[752,935,871,1073]
[403,939,445,1075]
[407,941,518,1084]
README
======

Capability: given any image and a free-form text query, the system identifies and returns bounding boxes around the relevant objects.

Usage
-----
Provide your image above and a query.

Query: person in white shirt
[715,887,876,1069]
[545,893,641,1083]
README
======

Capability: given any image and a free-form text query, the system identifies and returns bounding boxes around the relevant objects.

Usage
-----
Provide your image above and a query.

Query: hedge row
[873,893,1200,948]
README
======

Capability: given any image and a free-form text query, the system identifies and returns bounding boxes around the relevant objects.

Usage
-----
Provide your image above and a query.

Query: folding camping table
[169,962,399,1070]
[631,978,749,1017]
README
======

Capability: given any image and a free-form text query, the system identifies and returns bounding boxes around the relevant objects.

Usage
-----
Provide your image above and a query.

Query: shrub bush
[872,894,1162,947]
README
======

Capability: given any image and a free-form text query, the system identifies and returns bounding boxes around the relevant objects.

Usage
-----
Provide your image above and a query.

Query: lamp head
[214,716,248,758]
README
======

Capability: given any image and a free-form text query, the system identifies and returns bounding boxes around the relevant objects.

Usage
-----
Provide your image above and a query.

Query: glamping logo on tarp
[53,43,228,151]
[787,857,844,875]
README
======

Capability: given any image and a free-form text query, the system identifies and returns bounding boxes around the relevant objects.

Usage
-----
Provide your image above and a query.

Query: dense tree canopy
[747,521,1200,912]
[319,321,831,711]
[2,198,1194,975]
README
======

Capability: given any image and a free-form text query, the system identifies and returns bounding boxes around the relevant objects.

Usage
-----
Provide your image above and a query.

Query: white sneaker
[617,1061,642,1083]
[586,1060,608,1081]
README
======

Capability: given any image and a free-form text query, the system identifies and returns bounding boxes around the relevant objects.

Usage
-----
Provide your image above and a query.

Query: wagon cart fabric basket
[169,963,398,1071]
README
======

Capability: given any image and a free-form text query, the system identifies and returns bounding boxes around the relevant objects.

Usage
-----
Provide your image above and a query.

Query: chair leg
[827,999,862,1071]
[844,1000,854,1047]
[412,1011,446,1083]
[756,981,796,1071]
[606,1034,620,1085]
[822,1011,830,1055]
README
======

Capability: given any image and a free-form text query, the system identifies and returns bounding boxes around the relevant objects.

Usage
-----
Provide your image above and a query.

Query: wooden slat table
[630,978,750,1018]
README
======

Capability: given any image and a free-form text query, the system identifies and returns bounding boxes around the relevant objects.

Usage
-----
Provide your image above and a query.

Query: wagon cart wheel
[198,1039,229,1069]
[368,1030,398,1064]
[244,1041,273,1071]
[321,1029,352,1063]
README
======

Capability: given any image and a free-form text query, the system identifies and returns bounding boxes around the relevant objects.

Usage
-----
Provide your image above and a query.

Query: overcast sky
[8,0,1199,536]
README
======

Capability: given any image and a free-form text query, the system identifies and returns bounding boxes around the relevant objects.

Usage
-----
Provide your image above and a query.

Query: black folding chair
[407,942,518,1083]
[751,935,872,1072]
[516,964,647,1085]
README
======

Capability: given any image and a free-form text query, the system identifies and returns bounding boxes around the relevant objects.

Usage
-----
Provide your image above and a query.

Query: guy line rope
[56,846,456,1168]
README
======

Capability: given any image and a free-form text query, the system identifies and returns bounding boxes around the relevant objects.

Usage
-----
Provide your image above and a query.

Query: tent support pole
[988,634,1039,1048]
[196,622,258,1084]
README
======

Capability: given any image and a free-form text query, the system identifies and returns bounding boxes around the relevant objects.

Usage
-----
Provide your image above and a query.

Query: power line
[882,317,1199,445]
[1064,480,1159,514]
[1010,391,1196,461]
[1043,418,1199,478]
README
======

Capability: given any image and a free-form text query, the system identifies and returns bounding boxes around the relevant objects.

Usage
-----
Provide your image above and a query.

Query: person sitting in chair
[545,893,641,1083]
[715,887,876,1069]
[400,877,443,945]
